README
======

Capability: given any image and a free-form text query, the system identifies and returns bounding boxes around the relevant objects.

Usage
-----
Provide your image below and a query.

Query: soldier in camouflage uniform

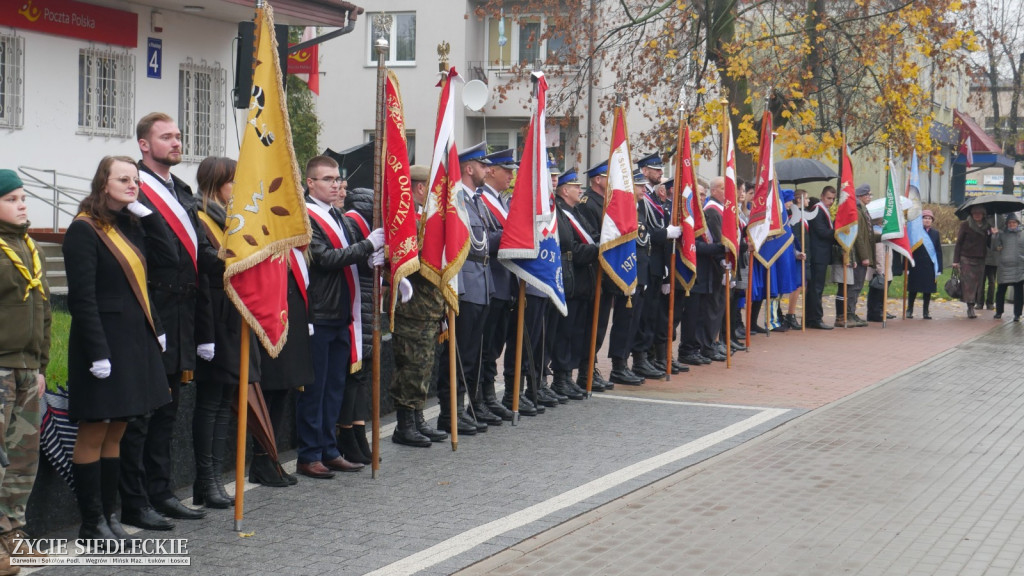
[0,170,50,575]
[391,165,448,448]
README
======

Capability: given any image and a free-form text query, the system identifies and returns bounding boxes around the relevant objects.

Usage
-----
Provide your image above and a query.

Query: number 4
[149,50,159,74]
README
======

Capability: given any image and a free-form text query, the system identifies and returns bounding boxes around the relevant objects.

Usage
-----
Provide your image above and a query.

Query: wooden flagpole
[586,269,602,397]
[801,201,807,331]
[666,94,685,381]
[448,307,458,450]
[745,249,753,346]
[883,246,891,328]
[369,13,391,477]
[512,280,526,423]
[234,324,250,531]
[721,99,732,369]
[842,254,849,327]
[765,267,772,338]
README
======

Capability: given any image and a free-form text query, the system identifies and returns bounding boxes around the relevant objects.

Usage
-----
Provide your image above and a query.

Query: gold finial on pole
[437,41,451,72]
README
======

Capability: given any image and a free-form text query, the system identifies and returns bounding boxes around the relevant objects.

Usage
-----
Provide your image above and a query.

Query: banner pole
[843,253,849,328]
[884,246,891,328]
[512,280,526,424]
[448,307,458,450]
[745,249,753,347]
[765,266,772,338]
[233,323,250,532]
[586,268,602,397]
[801,203,807,331]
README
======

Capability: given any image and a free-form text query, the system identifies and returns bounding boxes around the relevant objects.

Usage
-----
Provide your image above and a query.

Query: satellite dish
[463,79,490,112]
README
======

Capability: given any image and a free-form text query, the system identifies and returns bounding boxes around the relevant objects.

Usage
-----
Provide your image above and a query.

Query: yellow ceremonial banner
[223,3,311,357]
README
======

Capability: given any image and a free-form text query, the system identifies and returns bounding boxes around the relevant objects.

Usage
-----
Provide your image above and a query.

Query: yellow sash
[75,213,157,337]
[197,210,225,250]
[0,234,46,301]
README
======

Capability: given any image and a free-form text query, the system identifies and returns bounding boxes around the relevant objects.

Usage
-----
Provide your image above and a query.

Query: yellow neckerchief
[0,231,46,301]
[196,209,225,250]
[75,213,157,337]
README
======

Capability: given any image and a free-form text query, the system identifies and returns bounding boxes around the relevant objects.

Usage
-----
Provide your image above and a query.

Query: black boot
[631,351,662,379]
[352,424,377,463]
[100,458,131,540]
[392,408,432,447]
[922,295,932,319]
[551,372,584,400]
[610,357,644,385]
[336,426,371,465]
[576,368,606,393]
[501,383,538,416]
[481,380,514,421]
[472,401,504,426]
[594,366,614,390]
[414,409,448,442]
[436,399,478,435]
[249,452,289,487]
[652,348,669,373]
[73,461,118,545]
[193,467,232,509]
[209,417,236,504]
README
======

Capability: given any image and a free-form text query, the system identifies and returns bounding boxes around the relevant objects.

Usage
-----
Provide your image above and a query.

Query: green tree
[287,27,321,170]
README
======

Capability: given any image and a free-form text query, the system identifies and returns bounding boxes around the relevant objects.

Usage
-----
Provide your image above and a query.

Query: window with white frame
[486,15,570,69]
[0,33,24,130]
[78,47,135,137]
[178,59,226,162]
[366,12,416,66]
[364,130,416,165]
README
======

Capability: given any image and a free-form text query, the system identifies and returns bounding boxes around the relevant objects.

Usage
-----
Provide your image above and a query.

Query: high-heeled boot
[248,451,289,487]
[73,461,117,545]
[352,424,378,463]
[209,419,235,505]
[336,426,371,465]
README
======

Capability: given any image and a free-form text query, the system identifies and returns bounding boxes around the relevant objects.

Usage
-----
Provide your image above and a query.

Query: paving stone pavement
[459,321,1024,576]
[22,298,1005,576]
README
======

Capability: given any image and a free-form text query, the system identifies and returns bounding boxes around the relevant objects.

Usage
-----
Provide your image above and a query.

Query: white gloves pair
[197,343,215,361]
[366,228,386,250]
[665,225,682,240]
[369,248,385,268]
[126,201,153,218]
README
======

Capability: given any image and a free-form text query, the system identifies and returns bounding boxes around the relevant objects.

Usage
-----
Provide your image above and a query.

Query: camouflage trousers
[390,316,439,411]
[0,368,41,533]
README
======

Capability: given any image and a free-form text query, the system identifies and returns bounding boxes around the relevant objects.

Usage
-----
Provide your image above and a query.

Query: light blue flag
[905,150,939,275]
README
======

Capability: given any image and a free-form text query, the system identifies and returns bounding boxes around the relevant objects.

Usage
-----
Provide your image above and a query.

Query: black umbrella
[955,194,1024,220]
[324,142,374,191]
[775,158,837,184]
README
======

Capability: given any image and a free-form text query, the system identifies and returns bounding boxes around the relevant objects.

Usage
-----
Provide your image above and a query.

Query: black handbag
[869,274,885,290]
[944,269,962,299]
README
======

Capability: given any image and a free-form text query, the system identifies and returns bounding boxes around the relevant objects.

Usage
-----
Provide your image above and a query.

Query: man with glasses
[121,112,217,530]
[300,155,383,479]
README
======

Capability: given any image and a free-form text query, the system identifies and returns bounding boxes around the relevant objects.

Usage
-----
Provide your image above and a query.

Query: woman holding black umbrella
[953,205,997,318]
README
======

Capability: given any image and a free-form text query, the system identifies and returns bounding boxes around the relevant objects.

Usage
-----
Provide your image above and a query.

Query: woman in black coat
[65,156,172,543]
[193,157,260,506]
[906,210,943,319]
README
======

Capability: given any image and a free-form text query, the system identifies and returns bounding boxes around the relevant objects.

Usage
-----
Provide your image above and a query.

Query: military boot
[501,382,538,416]
[648,349,667,372]
[392,409,432,447]
[575,369,606,393]
[551,371,584,400]
[631,351,663,379]
[481,379,514,421]
[609,357,644,385]
[414,409,448,442]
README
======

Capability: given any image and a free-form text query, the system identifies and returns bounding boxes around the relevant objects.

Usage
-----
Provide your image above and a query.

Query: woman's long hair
[197,156,237,212]
[79,155,138,228]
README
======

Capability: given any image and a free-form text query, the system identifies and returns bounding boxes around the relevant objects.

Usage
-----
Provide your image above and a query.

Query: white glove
[308,324,315,336]
[369,248,385,268]
[720,259,733,271]
[126,201,153,218]
[366,228,386,250]
[90,359,111,379]
[197,343,215,361]
[399,277,414,303]
[157,333,167,352]
[665,225,682,239]
[661,283,671,295]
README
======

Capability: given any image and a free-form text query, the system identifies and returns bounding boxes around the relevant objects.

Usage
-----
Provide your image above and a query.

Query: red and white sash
[560,208,594,245]
[139,171,198,271]
[288,248,309,307]
[307,203,363,372]
[643,189,665,218]
[479,189,508,227]
[809,203,833,229]
[344,210,371,238]
[704,199,724,242]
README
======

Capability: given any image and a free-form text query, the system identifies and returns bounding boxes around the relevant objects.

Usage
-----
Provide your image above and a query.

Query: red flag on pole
[419,67,470,312]
[381,71,420,328]
[834,139,859,252]
[287,26,319,95]
[674,124,698,293]
[746,111,784,252]
[721,113,740,267]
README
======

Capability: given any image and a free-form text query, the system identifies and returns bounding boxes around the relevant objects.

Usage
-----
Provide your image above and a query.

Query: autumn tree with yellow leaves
[477,0,977,179]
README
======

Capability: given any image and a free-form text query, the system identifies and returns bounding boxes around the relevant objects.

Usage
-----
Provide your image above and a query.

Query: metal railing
[17,166,91,233]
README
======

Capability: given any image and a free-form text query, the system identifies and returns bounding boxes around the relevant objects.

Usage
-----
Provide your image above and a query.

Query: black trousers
[806,263,828,325]
[678,292,703,356]
[698,286,725,349]
[438,301,486,411]
[503,295,548,389]
[120,372,181,509]
[338,367,370,425]
[996,281,1024,317]
[552,297,587,373]
[192,376,233,474]
[632,281,662,355]
[480,298,512,388]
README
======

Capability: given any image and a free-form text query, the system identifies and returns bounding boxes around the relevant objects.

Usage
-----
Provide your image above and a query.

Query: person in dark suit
[804,187,837,329]
[300,155,381,479]
[65,156,172,542]
[550,169,599,398]
[905,210,943,319]
[572,161,615,390]
[120,113,218,530]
